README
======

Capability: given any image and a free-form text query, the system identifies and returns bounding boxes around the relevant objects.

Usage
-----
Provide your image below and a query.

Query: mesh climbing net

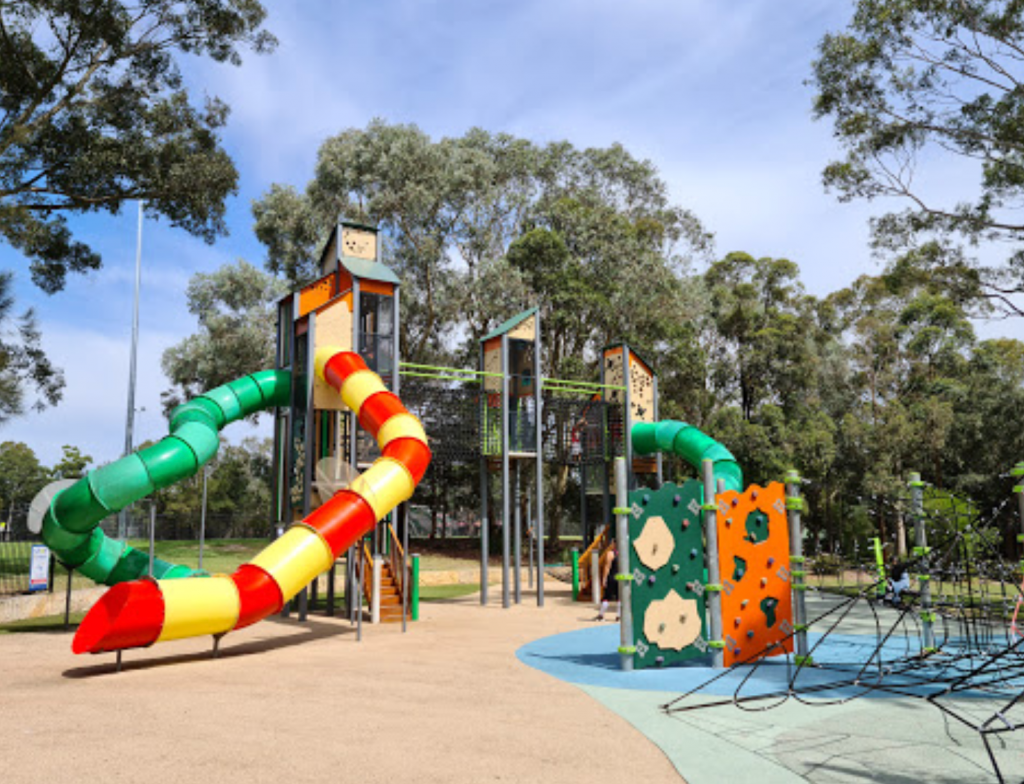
[663,491,1024,783]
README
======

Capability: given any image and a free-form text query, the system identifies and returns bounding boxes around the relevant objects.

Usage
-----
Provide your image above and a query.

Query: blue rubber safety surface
[516,623,1024,701]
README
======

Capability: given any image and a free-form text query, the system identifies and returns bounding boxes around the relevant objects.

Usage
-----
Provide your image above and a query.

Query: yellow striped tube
[340,370,387,412]
[377,413,428,448]
[156,577,240,643]
[249,526,335,602]
[348,457,416,520]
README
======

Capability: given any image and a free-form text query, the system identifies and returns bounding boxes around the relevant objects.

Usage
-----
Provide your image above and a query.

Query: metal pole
[614,457,633,671]
[480,340,489,606]
[591,550,601,607]
[148,502,156,578]
[535,312,544,607]
[909,471,935,653]
[514,461,522,604]
[1014,462,1024,573]
[64,567,73,629]
[401,504,409,632]
[371,556,381,624]
[785,469,810,663]
[501,334,510,609]
[702,459,724,669]
[528,493,534,590]
[119,200,144,540]
[199,465,209,571]
[356,540,364,641]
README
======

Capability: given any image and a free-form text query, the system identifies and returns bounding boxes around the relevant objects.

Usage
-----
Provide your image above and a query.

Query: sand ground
[0,579,682,784]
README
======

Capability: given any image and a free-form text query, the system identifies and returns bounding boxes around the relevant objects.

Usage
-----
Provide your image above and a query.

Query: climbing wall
[716,482,793,667]
[628,480,709,669]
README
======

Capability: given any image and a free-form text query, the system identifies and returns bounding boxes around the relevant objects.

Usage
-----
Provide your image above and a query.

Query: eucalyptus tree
[161,259,286,415]
[812,0,1024,316]
[0,0,275,293]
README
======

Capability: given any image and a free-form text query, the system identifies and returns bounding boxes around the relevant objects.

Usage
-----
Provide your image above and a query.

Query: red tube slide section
[73,349,430,654]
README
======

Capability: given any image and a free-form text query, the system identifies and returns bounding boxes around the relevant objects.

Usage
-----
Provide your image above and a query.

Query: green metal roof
[480,307,538,342]
[343,256,401,286]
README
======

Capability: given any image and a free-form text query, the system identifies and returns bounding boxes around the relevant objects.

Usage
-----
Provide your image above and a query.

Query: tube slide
[631,421,743,492]
[72,348,430,654]
[41,370,291,585]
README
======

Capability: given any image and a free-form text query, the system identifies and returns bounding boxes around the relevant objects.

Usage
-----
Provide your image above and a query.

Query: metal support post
[702,459,724,669]
[909,471,935,653]
[614,457,633,671]
[148,503,156,578]
[371,555,382,624]
[480,343,489,606]
[527,494,534,590]
[535,313,544,607]
[64,567,73,629]
[591,550,601,607]
[411,554,420,621]
[514,462,522,604]
[327,563,336,617]
[501,334,511,609]
[199,465,209,571]
[785,469,811,664]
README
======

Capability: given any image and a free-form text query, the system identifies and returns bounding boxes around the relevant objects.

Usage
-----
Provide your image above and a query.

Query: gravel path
[0,579,682,784]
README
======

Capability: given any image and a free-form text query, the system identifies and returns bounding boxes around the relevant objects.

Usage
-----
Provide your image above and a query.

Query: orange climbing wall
[716,482,794,667]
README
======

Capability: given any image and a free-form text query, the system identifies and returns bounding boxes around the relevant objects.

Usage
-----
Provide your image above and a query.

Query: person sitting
[597,542,619,621]
[887,559,911,606]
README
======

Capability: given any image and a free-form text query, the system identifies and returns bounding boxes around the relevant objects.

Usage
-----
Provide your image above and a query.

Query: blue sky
[0,0,1011,465]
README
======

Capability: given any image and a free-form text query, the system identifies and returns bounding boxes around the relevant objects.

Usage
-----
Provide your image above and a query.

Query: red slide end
[73,579,165,654]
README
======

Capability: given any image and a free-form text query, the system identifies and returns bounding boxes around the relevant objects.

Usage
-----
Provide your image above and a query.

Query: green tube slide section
[41,369,291,586]
[632,420,744,493]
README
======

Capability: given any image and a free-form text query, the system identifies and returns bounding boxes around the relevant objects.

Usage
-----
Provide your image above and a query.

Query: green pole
[872,536,886,599]
[411,554,420,621]
[571,548,580,597]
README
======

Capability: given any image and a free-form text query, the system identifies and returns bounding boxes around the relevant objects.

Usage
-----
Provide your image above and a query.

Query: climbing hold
[767,557,775,567]
[731,497,739,507]
[733,647,741,656]
[648,574,656,585]
[734,617,741,627]
[725,518,732,527]
[682,519,690,529]
[655,656,665,666]
[643,494,650,505]
[671,564,681,574]
[690,548,698,559]
[751,490,759,500]
[741,599,749,609]
[747,630,755,639]
[673,494,681,506]
[760,577,768,588]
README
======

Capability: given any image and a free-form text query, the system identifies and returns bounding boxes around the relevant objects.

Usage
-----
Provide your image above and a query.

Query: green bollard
[411,554,420,621]
[571,549,580,597]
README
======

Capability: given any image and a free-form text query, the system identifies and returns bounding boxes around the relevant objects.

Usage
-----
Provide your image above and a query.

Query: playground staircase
[576,525,614,602]
[360,527,411,623]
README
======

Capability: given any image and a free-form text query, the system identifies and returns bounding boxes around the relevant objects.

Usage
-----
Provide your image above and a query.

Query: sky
[1,0,1015,466]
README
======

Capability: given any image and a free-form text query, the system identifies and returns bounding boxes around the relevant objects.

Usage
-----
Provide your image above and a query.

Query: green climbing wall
[628,480,709,669]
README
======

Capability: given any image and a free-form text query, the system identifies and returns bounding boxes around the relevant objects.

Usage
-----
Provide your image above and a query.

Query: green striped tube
[41,369,291,586]
[632,420,743,492]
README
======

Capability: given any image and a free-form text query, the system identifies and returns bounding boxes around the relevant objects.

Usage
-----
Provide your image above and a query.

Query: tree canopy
[811,0,1024,316]
[0,0,275,293]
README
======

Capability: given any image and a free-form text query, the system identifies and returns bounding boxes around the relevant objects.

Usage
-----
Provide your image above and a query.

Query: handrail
[361,539,373,606]
[387,523,405,599]
[578,525,612,598]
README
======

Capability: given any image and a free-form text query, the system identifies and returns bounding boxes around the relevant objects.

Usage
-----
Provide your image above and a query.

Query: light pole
[118,200,144,540]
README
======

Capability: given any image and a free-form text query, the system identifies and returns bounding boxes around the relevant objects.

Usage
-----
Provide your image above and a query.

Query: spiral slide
[70,348,430,654]
[40,370,291,586]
